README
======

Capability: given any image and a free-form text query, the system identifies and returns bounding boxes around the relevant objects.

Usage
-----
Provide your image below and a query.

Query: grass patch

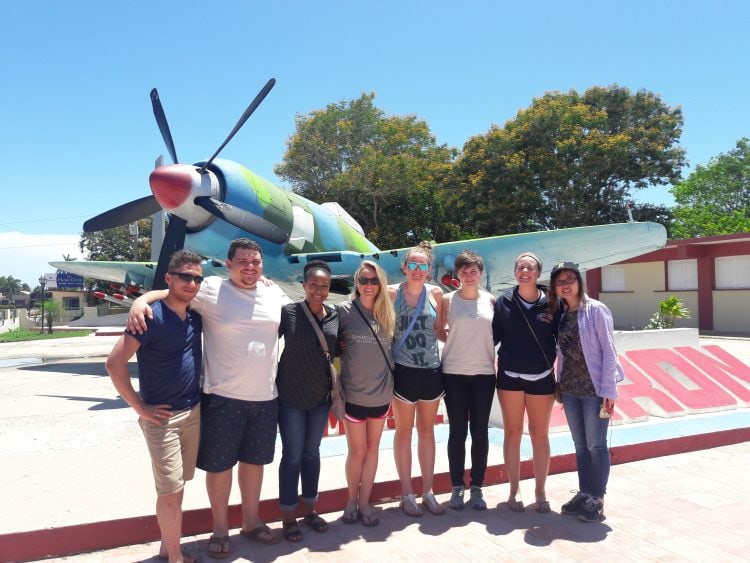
[0,329,94,343]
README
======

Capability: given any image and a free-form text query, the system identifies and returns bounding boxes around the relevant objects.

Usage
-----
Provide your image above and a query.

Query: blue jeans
[278,399,330,511]
[562,393,611,498]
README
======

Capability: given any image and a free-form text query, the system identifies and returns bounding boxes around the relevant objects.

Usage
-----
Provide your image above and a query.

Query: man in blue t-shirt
[106,250,203,563]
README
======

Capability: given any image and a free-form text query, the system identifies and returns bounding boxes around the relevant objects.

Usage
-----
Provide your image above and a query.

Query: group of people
[106,237,624,562]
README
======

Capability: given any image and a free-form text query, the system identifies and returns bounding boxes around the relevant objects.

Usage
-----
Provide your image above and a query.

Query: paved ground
[1,332,748,561]
[42,442,750,562]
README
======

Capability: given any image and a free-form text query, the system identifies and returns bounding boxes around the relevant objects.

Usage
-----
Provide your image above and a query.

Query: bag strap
[301,302,332,363]
[392,285,425,356]
[512,294,553,371]
[352,300,395,373]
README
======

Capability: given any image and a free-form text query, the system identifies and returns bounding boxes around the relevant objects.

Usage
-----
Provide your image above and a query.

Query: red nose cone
[441,274,461,288]
[149,164,193,209]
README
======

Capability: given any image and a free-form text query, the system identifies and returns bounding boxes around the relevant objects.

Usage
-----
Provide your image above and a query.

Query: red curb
[2,428,748,562]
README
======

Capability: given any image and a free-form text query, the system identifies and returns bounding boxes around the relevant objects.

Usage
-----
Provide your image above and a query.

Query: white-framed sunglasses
[406,262,429,272]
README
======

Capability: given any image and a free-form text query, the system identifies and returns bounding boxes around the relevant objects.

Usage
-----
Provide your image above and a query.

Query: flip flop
[207,535,230,559]
[303,512,329,533]
[240,524,281,545]
[342,506,360,524]
[360,512,380,527]
[507,499,525,512]
[282,520,303,543]
[535,500,551,513]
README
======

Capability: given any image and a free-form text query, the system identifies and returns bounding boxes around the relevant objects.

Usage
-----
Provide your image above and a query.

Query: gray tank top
[441,290,495,375]
[393,284,440,369]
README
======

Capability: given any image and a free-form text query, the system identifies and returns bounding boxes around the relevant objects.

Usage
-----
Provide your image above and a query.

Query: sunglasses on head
[169,272,204,284]
[357,276,380,286]
[406,262,429,272]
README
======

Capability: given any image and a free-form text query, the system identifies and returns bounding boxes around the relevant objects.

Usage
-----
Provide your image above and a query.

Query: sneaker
[469,486,487,510]
[578,496,604,522]
[421,491,446,515]
[400,493,423,517]
[449,486,465,510]
[561,491,588,515]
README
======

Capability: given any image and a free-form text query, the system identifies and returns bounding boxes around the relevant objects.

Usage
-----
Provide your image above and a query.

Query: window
[716,255,750,289]
[602,265,625,291]
[668,259,698,290]
[63,297,81,309]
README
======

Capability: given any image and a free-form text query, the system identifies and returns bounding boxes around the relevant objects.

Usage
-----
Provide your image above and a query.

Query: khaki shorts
[139,403,200,496]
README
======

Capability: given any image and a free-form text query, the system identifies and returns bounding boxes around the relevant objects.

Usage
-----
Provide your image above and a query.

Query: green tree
[452,85,686,236]
[42,299,61,333]
[79,219,152,261]
[670,138,750,239]
[0,275,23,302]
[274,93,458,248]
[630,203,674,238]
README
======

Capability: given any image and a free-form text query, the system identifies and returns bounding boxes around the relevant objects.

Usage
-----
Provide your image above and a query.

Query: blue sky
[1,0,748,287]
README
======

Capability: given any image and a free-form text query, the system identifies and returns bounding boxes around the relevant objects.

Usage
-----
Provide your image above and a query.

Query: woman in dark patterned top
[276,260,338,542]
[549,261,624,523]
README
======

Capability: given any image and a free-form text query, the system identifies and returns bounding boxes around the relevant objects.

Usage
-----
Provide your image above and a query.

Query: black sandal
[303,512,328,533]
[282,520,303,542]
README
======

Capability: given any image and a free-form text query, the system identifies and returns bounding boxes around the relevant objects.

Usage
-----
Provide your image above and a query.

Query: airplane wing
[290,221,667,293]
[47,260,231,295]
[52,221,666,302]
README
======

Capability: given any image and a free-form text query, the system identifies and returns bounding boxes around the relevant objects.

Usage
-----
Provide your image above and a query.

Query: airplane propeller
[83,195,162,233]
[150,88,179,165]
[82,78,286,290]
[194,196,288,244]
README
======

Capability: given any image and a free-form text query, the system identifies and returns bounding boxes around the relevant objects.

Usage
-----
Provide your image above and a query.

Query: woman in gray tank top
[387,241,446,517]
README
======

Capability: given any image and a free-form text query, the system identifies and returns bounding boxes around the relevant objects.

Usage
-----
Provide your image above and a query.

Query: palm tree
[0,275,22,303]
[645,296,691,329]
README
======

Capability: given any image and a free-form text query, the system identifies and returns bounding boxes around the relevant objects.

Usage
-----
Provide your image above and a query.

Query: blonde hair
[404,240,433,265]
[352,260,396,340]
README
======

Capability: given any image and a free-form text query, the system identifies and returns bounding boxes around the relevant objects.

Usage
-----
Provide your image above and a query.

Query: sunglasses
[554,277,578,286]
[406,262,429,272]
[169,272,204,284]
[357,276,380,286]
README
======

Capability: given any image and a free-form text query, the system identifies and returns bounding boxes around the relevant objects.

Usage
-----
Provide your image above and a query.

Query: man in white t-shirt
[129,238,290,557]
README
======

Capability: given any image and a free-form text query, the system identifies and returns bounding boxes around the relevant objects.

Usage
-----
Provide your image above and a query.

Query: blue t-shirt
[127,300,202,410]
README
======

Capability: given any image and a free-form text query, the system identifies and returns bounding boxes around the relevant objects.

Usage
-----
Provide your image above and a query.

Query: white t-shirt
[191,276,290,401]
[441,290,496,375]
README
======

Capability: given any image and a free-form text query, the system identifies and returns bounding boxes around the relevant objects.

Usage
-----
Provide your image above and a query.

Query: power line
[0,215,89,227]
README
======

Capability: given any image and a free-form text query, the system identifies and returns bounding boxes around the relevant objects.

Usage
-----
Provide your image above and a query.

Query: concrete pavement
[28,442,750,562]
[0,332,748,561]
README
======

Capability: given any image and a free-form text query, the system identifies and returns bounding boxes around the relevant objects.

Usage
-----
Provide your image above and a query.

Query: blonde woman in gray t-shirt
[437,251,496,511]
[336,260,396,528]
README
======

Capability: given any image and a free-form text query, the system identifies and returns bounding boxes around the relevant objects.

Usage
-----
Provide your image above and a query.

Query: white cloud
[0,231,85,288]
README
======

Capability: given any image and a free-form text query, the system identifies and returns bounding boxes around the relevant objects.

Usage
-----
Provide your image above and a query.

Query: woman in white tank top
[437,251,496,511]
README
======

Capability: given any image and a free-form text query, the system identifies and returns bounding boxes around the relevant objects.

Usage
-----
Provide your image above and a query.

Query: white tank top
[441,290,496,375]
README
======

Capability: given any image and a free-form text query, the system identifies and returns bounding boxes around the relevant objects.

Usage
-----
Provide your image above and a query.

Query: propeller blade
[152,215,187,290]
[198,78,276,173]
[83,195,162,232]
[150,88,179,164]
[194,196,289,244]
